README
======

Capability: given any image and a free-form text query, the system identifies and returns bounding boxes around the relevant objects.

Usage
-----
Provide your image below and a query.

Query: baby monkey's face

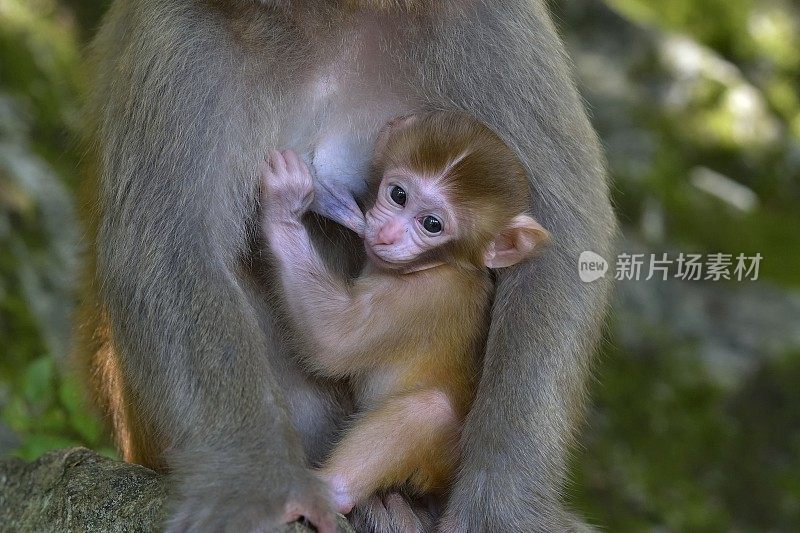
[364,169,455,272]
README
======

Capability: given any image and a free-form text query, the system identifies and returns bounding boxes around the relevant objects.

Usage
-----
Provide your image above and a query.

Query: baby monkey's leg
[318,389,460,514]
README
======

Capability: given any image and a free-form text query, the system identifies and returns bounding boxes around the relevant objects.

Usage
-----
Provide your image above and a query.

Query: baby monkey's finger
[299,156,313,182]
[268,149,286,174]
[282,149,301,175]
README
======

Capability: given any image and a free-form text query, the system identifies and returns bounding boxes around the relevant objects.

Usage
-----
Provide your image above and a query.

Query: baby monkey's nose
[375,220,404,245]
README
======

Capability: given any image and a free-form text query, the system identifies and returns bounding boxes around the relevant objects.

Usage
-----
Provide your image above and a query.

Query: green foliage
[0,0,83,177]
[580,0,800,286]
[572,338,800,530]
[0,0,112,459]
[2,356,110,460]
[555,1,800,527]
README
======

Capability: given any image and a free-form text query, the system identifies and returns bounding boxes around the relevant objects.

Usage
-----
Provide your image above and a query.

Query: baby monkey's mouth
[363,241,401,269]
[364,241,445,275]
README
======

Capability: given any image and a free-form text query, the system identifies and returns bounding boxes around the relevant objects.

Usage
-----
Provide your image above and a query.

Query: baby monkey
[260,111,549,514]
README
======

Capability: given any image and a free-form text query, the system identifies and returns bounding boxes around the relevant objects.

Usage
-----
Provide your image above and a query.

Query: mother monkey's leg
[82,2,339,531]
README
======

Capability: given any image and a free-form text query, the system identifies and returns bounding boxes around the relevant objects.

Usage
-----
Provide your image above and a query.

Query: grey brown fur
[81,0,615,531]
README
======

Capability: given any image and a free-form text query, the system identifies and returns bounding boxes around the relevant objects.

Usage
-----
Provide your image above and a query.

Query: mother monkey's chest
[259,15,424,205]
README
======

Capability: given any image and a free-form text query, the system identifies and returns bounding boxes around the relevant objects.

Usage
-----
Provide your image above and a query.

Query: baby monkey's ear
[483,214,550,269]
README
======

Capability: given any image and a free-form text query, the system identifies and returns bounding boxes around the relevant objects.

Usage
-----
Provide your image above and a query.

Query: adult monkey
[81,0,615,531]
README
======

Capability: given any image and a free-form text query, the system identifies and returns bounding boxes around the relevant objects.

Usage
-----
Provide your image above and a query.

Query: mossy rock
[0,448,353,532]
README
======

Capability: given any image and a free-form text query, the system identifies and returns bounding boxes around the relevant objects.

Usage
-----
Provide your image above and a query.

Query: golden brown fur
[315,265,492,499]
[261,112,547,512]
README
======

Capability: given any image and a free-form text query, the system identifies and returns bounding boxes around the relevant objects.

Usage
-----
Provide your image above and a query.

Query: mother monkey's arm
[84,2,336,531]
[425,2,617,530]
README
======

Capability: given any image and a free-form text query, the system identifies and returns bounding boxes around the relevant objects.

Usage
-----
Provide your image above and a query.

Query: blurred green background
[1,0,799,530]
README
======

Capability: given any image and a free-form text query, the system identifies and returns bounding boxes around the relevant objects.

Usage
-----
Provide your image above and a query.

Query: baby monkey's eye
[389,185,407,207]
[421,215,443,234]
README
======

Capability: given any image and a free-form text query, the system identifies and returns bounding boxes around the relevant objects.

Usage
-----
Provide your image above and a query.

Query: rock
[0,447,354,532]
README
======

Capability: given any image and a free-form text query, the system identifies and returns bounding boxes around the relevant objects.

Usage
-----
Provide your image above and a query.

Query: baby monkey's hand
[261,149,315,223]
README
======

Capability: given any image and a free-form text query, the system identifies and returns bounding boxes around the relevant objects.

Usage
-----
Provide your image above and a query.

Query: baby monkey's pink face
[364,169,456,272]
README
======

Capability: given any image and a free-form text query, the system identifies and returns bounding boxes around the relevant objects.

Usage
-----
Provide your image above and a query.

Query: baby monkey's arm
[260,150,391,377]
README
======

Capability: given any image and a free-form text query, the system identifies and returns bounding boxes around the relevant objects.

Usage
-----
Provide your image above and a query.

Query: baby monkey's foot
[316,470,357,515]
